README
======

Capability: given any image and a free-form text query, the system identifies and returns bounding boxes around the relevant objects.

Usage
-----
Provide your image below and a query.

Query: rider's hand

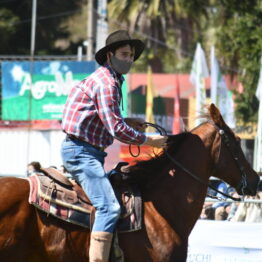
[125,117,146,132]
[144,135,168,148]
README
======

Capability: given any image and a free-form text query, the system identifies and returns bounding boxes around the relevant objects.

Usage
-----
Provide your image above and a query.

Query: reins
[128,122,164,157]
[132,122,242,202]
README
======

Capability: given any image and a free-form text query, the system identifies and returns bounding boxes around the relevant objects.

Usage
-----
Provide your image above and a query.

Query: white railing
[205,197,262,204]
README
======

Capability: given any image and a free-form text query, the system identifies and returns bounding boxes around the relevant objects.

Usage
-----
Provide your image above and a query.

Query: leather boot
[89,232,113,262]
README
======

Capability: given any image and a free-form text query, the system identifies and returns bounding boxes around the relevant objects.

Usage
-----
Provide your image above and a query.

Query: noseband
[144,122,246,201]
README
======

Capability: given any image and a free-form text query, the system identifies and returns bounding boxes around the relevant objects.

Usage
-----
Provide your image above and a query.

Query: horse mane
[125,132,189,190]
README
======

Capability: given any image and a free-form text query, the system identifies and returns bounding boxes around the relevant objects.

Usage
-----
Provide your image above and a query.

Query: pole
[27,0,37,169]
[87,0,94,60]
[30,0,37,57]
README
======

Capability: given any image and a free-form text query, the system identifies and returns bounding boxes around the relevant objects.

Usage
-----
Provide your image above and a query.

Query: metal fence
[0,55,79,61]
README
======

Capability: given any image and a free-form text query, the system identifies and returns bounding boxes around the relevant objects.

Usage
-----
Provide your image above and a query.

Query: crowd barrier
[187,220,262,262]
[205,197,262,204]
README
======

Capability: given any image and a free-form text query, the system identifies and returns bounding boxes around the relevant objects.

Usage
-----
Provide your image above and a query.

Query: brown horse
[0,104,259,262]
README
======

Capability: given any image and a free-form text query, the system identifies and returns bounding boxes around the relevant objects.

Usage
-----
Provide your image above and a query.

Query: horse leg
[0,178,48,262]
[118,230,153,262]
[170,239,188,262]
[119,202,190,262]
[119,229,188,262]
[35,210,90,262]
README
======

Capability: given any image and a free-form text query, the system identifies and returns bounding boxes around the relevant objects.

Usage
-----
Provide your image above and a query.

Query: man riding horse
[61,30,167,262]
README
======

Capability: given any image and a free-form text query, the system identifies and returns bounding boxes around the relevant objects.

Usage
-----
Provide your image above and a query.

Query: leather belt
[66,134,105,152]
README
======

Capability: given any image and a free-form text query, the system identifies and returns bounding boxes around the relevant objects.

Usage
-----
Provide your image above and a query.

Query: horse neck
[191,122,219,175]
[144,124,218,235]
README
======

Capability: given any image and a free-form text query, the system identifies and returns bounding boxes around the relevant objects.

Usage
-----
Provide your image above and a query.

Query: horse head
[207,103,259,196]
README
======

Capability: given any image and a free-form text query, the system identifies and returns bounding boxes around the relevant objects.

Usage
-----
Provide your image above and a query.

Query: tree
[0,0,83,55]
[108,0,209,73]
[0,8,19,52]
[214,0,262,122]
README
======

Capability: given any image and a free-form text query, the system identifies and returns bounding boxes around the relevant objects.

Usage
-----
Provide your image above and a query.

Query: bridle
[131,121,248,201]
[206,120,248,197]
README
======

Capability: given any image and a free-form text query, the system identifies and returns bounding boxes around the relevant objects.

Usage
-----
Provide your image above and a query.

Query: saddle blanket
[26,173,142,233]
[27,174,92,228]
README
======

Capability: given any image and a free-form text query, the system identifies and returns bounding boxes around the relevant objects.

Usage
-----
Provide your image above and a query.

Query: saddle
[41,167,92,209]
[27,163,142,232]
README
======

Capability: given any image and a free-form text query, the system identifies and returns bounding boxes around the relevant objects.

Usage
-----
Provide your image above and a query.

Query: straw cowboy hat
[95,30,145,65]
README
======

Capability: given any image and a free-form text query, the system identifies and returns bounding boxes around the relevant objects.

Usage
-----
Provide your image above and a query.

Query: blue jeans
[61,137,121,233]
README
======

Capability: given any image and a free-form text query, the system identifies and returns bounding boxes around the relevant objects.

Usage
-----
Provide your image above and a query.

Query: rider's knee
[96,201,121,221]
[109,202,121,219]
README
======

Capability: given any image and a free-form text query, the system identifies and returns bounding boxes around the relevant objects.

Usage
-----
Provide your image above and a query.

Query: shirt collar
[103,63,124,85]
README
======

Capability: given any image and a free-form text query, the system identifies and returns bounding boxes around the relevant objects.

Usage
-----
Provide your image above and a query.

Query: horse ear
[209,103,225,126]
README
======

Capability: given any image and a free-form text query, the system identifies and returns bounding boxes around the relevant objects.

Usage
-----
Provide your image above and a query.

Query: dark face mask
[110,55,133,74]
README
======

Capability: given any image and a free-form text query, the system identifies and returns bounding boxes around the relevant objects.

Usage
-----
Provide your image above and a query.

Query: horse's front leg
[119,202,189,262]
[169,239,189,262]
[142,202,186,262]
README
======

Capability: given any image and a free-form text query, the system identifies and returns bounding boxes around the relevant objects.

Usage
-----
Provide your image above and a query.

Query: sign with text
[1,61,96,120]
[187,220,262,262]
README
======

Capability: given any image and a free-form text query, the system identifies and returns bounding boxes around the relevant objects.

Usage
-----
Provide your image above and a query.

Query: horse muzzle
[242,186,257,196]
[237,175,260,196]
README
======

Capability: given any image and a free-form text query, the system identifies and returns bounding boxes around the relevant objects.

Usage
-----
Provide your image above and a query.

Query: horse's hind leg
[0,178,45,262]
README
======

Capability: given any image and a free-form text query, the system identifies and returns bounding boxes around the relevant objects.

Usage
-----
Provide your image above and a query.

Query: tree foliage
[0,0,83,55]
[0,8,19,51]
[108,0,208,73]
[213,0,262,122]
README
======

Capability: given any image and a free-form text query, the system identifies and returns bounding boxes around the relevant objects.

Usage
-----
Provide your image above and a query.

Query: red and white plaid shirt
[62,64,146,148]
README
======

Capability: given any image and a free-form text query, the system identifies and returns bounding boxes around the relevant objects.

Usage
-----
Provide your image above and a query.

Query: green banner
[1,61,96,120]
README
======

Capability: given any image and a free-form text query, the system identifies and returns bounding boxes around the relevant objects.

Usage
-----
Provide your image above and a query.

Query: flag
[253,56,262,172]
[145,65,155,133]
[210,46,236,128]
[172,75,181,134]
[190,43,209,126]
